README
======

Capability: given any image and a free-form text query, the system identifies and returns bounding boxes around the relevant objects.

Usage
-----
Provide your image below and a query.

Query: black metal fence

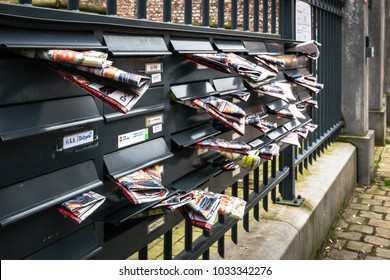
[0,0,344,260]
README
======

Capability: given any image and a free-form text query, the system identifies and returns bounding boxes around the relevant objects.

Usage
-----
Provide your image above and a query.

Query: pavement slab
[319,144,390,260]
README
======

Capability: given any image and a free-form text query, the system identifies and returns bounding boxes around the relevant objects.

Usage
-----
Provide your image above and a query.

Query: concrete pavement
[319,140,390,260]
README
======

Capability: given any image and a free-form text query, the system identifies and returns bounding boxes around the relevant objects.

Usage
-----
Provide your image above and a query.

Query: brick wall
[81,0,279,32]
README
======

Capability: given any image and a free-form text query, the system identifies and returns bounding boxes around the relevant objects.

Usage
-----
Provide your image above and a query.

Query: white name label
[147,216,165,234]
[63,130,94,150]
[249,139,264,148]
[145,63,163,73]
[118,128,149,149]
[232,167,241,177]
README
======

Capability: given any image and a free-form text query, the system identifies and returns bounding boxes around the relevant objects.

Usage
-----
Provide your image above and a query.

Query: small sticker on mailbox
[146,114,164,127]
[145,63,163,73]
[118,128,149,149]
[63,130,94,150]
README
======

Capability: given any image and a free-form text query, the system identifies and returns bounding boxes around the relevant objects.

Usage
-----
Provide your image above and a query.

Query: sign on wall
[296,0,312,41]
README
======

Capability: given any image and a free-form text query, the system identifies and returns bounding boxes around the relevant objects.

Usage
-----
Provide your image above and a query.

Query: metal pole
[185,0,192,24]
[163,0,172,22]
[138,0,147,19]
[231,0,238,29]
[218,0,225,28]
[203,0,210,27]
[243,0,249,31]
[68,0,79,11]
[254,0,259,32]
[277,145,304,206]
[262,0,268,33]
[279,0,295,39]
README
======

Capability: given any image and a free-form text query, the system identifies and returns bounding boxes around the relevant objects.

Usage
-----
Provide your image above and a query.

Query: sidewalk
[319,139,390,260]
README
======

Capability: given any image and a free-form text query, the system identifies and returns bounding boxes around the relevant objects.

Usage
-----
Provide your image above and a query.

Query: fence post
[106,0,117,15]
[276,145,303,206]
[279,0,295,39]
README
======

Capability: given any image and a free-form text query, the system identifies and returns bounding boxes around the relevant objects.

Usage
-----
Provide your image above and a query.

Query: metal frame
[0,0,344,260]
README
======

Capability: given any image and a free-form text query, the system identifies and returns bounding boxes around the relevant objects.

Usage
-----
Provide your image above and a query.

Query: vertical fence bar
[218,190,225,257]
[202,249,210,260]
[312,5,318,161]
[184,220,192,252]
[138,0,147,19]
[337,15,342,123]
[243,0,249,31]
[203,0,210,27]
[231,182,238,244]
[243,174,250,231]
[18,0,32,4]
[253,167,260,221]
[271,0,277,33]
[253,0,259,32]
[324,9,330,148]
[106,0,117,15]
[271,157,277,202]
[185,0,192,24]
[263,0,268,33]
[231,0,237,29]
[263,161,269,211]
[218,0,225,28]
[319,8,325,154]
[68,0,79,11]
[163,0,172,22]
[139,246,148,260]
[164,230,173,260]
[277,145,301,205]
[218,236,225,258]
[279,0,294,39]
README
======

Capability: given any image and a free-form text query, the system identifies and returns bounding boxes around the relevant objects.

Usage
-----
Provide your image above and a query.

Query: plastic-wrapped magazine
[144,164,163,183]
[72,65,150,90]
[153,192,195,211]
[116,170,169,204]
[245,82,288,102]
[305,123,318,132]
[195,138,251,154]
[255,54,285,72]
[289,75,324,94]
[15,49,113,68]
[58,191,106,223]
[50,65,145,114]
[187,190,222,219]
[184,97,246,135]
[218,150,262,171]
[227,53,277,85]
[275,104,306,120]
[216,194,247,220]
[296,127,309,139]
[185,53,277,86]
[273,81,296,101]
[304,98,318,109]
[246,115,277,133]
[285,40,321,60]
[258,143,280,160]
[184,53,232,74]
[180,190,222,231]
[229,91,251,102]
[280,132,301,148]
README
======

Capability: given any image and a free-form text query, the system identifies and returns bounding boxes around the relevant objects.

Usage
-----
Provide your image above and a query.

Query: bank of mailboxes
[0,25,313,259]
